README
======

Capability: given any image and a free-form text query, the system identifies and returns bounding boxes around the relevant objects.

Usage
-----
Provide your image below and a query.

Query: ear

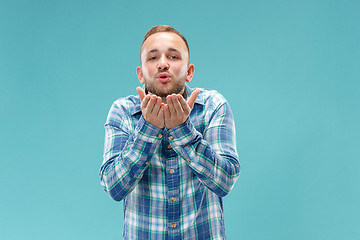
[136,66,145,84]
[185,64,195,82]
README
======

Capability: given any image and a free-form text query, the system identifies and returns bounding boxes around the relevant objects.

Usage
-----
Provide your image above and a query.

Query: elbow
[218,178,239,197]
[219,167,241,197]
[100,174,126,202]
[108,191,124,202]
[210,175,239,198]
[217,189,230,198]
[100,161,126,202]
[207,159,241,198]
[102,183,126,202]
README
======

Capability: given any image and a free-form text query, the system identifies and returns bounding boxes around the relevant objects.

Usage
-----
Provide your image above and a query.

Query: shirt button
[168,135,173,141]
[169,169,175,174]
[145,161,149,165]
[186,159,191,163]
[157,133,163,138]
[171,197,176,202]
[167,144,171,149]
[171,223,176,229]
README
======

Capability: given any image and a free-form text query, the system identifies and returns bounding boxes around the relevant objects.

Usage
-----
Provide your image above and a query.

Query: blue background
[1,0,359,239]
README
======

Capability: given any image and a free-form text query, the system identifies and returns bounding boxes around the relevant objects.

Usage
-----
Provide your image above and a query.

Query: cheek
[177,64,188,77]
[142,65,152,79]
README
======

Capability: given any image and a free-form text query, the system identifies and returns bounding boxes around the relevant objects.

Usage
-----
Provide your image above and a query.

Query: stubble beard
[145,77,185,98]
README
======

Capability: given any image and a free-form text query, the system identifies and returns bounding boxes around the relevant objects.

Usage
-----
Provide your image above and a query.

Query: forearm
[100,116,162,201]
[168,106,240,197]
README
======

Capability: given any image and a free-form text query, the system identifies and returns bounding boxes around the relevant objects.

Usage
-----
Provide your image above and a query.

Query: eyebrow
[147,48,180,54]
[168,48,179,53]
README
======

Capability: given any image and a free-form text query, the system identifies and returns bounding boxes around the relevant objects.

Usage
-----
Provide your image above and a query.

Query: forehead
[141,32,188,55]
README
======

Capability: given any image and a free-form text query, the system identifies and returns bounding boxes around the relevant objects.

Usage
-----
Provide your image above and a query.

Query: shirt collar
[131,84,204,116]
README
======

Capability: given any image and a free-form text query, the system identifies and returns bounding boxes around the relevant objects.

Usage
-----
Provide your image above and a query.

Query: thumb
[187,88,200,109]
[136,87,146,102]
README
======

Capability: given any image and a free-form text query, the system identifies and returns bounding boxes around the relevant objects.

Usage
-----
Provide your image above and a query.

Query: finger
[141,95,151,110]
[158,105,164,121]
[173,95,184,113]
[166,95,177,114]
[136,87,146,102]
[179,95,191,113]
[187,88,200,109]
[163,104,170,121]
[147,96,157,113]
[152,97,162,115]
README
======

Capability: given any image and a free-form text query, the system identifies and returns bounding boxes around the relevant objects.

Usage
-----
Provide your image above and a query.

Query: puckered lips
[156,72,171,83]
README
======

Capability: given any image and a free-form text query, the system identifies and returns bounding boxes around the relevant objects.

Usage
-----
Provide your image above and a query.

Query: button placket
[165,146,180,235]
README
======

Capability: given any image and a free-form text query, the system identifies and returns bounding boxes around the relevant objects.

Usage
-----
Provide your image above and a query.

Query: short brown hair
[141,25,190,58]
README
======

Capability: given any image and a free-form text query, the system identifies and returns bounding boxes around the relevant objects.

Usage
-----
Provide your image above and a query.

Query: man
[100,25,240,240]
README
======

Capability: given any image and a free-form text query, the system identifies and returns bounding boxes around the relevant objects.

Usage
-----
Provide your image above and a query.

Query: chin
[146,81,185,97]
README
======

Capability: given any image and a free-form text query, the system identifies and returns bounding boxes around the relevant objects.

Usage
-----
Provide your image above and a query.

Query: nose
[158,56,169,71]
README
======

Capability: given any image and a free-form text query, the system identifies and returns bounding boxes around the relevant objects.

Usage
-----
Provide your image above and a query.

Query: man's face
[137,32,194,98]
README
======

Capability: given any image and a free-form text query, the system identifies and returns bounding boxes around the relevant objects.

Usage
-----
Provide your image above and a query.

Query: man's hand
[163,89,200,129]
[136,87,165,129]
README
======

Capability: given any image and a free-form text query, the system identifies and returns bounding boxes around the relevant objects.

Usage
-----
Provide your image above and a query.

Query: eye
[148,56,157,61]
[169,55,179,60]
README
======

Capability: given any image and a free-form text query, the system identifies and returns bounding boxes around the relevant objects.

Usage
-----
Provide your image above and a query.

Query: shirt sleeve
[168,101,240,197]
[100,102,163,201]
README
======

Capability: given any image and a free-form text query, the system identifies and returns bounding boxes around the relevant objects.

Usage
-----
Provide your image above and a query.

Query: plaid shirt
[100,85,240,240]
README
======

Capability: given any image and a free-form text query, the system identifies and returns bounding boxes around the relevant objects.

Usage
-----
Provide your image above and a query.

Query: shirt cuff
[167,118,200,147]
[134,116,164,143]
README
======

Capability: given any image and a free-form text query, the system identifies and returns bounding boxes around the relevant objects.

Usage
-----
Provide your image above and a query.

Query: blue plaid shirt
[100,85,240,240]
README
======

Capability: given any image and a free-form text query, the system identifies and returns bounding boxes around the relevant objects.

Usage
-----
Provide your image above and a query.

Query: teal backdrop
[1,0,359,239]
